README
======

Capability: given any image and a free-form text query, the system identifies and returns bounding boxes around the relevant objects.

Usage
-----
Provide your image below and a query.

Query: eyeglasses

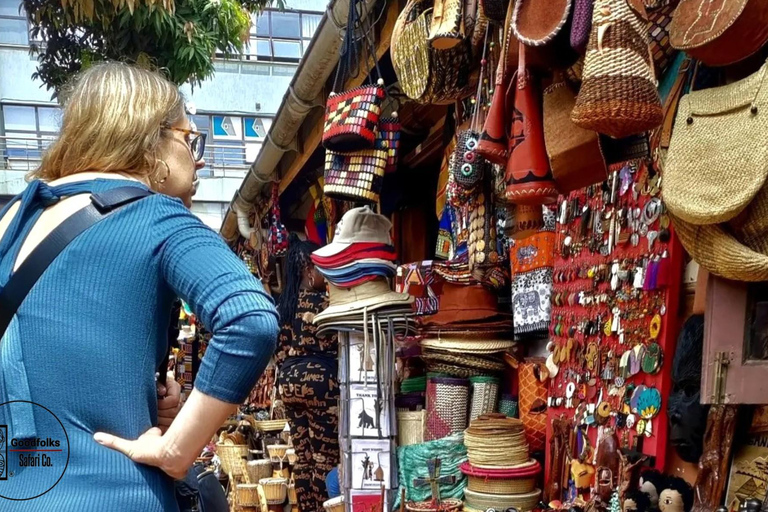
[163,126,207,162]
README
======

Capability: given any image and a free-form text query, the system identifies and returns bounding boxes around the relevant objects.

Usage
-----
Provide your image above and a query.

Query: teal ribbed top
[0,179,278,511]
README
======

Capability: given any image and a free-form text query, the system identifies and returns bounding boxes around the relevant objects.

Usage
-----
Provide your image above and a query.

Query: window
[0,0,28,46]
[1,104,60,169]
[188,113,273,172]
[245,10,322,63]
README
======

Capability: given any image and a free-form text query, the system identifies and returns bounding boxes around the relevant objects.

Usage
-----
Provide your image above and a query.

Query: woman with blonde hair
[0,62,278,510]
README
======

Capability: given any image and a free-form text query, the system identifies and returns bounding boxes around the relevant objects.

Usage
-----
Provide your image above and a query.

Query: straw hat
[420,337,516,353]
[670,180,768,281]
[313,279,414,323]
[421,350,506,372]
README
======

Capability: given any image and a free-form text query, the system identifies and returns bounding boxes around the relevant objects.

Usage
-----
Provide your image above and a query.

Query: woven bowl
[463,488,541,512]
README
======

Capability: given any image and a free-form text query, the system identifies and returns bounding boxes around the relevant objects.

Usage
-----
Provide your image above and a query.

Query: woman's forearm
[159,389,238,476]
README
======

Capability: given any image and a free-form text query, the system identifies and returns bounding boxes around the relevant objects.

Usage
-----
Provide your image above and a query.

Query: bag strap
[0,185,153,339]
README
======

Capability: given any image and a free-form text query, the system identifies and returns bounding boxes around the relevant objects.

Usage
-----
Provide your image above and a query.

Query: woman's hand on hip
[93,428,188,480]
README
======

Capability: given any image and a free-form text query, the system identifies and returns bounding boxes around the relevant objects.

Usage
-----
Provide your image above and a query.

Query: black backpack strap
[0,186,153,338]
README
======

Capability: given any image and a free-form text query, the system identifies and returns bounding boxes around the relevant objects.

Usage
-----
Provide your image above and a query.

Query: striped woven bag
[570,0,662,138]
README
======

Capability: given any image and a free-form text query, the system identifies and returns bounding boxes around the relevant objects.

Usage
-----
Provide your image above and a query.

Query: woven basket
[571,0,662,138]
[425,376,469,441]
[216,443,249,478]
[469,376,500,421]
[236,484,261,507]
[463,488,541,512]
[398,410,425,446]
[254,420,288,432]
[246,459,273,483]
[467,474,537,494]
[461,460,541,495]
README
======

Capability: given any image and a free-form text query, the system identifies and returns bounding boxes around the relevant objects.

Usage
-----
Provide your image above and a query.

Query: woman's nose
[195,158,206,171]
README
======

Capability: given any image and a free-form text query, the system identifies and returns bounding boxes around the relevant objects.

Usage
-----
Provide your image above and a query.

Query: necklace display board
[543,159,684,498]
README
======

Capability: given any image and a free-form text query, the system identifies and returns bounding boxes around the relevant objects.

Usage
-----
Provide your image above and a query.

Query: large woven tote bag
[665,60,768,226]
[570,0,662,138]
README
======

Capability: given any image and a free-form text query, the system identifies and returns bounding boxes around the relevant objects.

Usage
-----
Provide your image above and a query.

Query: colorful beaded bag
[324,118,395,204]
[322,0,386,152]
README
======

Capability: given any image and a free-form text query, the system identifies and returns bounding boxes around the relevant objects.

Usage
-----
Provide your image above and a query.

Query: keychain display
[545,156,683,473]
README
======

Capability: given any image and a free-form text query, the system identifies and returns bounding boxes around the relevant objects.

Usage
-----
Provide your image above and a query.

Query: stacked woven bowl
[461,414,542,512]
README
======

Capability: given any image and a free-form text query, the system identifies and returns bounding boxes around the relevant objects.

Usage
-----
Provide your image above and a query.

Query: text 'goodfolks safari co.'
[10,437,63,468]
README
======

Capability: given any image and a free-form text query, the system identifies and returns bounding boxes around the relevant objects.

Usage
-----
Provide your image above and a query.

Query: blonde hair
[32,62,185,182]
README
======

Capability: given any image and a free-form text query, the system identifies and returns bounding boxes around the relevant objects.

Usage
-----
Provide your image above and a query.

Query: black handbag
[176,463,229,512]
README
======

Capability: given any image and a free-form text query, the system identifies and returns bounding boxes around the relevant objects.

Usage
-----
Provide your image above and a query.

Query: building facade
[0,0,324,228]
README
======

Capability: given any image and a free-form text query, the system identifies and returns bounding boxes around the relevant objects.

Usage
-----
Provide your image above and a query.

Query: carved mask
[667,315,709,463]
[597,467,614,503]
[571,460,596,489]
[624,499,639,512]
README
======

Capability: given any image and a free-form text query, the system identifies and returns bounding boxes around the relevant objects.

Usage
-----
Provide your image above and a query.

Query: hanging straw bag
[543,75,607,194]
[392,0,473,105]
[665,59,768,226]
[570,0,594,53]
[571,0,662,138]
[429,0,465,49]
[322,0,386,152]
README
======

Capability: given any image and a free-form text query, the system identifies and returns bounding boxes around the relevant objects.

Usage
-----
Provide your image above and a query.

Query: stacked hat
[312,207,414,334]
[416,284,513,377]
[311,206,397,288]
[461,414,542,512]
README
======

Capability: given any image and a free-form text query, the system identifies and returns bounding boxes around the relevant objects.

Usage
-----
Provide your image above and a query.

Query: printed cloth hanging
[510,207,555,340]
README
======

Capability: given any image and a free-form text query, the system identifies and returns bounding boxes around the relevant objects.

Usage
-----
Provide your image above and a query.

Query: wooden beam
[278,0,401,195]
